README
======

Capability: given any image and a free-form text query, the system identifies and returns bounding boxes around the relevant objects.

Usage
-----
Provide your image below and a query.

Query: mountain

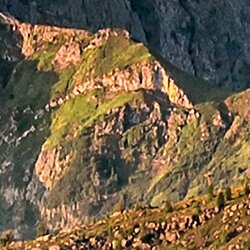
[0,11,250,243]
[0,0,250,90]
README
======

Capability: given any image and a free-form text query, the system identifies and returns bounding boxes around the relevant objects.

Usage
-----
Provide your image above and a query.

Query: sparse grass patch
[45,89,145,151]
[70,36,151,91]
[30,44,60,71]
[50,67,76,98]
[45,91,97,148]
[94,36,151,76]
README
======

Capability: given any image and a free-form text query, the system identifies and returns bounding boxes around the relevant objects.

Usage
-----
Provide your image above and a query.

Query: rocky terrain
[0,6,249,246]
[2,188,250,249]
[0,0,250,90]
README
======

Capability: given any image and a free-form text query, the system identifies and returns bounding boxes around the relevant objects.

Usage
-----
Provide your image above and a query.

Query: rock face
[0,11,250,241]
[0,0,250,90]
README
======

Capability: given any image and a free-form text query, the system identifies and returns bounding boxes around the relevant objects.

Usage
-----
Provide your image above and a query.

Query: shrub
[225,186,232,201]
[193,201,202,215]
[216,191,225,210]
[36,222,48,238]
[223,230,238,243]
[244,182,250,196]
[113,196,125,212]
[207,184,214,199]
[0,230,14,247]
[244,239,250,250]
[163,200,173,213]
[135,201,143,211]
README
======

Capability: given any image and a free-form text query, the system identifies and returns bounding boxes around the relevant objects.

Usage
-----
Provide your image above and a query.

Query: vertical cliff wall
[0,0,250,90]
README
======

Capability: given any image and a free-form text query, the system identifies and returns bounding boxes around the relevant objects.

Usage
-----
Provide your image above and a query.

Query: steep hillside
[0,12,249,241]
[2,188,250,249]
[1,0,250,90]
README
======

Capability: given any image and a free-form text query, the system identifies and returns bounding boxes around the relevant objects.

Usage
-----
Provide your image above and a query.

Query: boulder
[231,204,238,212]
[165,232,177,243]
[48,245,60,250]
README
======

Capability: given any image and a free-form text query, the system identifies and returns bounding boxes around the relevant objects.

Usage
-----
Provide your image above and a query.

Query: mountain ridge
[1,0,250,90]
[0,11,250,243]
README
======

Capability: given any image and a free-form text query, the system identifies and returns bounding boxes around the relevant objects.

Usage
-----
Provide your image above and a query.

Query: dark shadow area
[0,17,24,92]
[129,0,160,48]
[0,0,157,45]
[1,1,137,31]
[148,47,240,105]
[0,58,15,89]
[0,50,59,239]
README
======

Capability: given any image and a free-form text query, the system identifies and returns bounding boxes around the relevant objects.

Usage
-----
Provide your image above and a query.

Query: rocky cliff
[0,0,250,90]
[0,11,250,241]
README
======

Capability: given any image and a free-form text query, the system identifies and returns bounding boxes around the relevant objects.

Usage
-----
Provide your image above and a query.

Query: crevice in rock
[178,0,197,76]
[129,0,160,49]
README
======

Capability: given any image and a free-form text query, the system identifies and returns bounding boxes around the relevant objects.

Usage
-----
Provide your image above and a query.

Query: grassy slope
[71,36,151,88]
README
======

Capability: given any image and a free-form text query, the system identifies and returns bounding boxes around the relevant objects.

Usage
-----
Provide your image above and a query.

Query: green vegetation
[45,90,144,148]
[208,184,214,199]
[83,90,143,128]
[94,36,151,76]
[244,182,250,195]
[71,36,151,91]
[193,201,202,215]
[225,186,232,201]
[2,19,250,246]
[50,67,76,98]
[5,188,250,250]
[30,44,59,71]
[163,200,173,213]
[0,230,14,248]
[45,90,97,148]
[36,222,48,238]
[216,191,225,210]
[113,195,126,212]
[4,60,58,110]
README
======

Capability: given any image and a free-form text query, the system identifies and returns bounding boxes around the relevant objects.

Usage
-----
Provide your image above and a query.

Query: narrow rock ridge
[0,12,194,113]
[0,12,130,58]
[48,58,193,111]
[0,12,194,111]
[61,61,193,109]
[1,0,250,89]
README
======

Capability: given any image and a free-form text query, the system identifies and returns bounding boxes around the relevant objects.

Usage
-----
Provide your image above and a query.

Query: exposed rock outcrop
[5,194,250,249]
[0,8,250,241]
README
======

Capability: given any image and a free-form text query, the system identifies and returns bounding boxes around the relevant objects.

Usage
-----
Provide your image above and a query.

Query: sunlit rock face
[0,0,250,90]
[0,2,250,241]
